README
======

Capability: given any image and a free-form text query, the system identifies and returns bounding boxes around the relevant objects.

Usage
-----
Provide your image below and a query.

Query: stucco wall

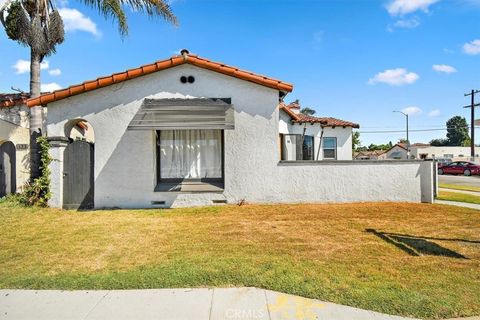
[279,110,353,160]
[0,119,30,191]
[45,64,433,208]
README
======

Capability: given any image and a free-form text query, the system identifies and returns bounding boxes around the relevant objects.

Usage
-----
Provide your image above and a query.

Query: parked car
[438,161,480,176]
[436,158,452,168]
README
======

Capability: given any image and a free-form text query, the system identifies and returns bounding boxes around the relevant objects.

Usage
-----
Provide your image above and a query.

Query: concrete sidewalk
[439,188,480,196]
[435,199,480,210]
[0,287,415,320]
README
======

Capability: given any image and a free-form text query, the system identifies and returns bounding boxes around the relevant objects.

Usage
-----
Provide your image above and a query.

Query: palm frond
[80,0,176,36]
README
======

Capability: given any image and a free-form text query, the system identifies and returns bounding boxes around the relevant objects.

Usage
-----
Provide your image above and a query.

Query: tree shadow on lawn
[365,229,468,259]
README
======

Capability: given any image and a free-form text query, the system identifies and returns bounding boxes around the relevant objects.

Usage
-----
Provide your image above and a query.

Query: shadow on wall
[93,129,180,208]
[365,228,468,259]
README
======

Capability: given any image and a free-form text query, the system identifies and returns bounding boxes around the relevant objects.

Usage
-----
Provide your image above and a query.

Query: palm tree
[1,0,176,179]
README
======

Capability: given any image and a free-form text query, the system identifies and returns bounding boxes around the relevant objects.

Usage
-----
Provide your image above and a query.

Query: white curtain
[160,130,222,179]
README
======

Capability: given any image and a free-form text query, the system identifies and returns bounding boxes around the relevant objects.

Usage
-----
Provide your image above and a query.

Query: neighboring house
[381,143,408,160]
[409,144,480,161]
[278,101,359,161]
[354,150,386,160]
[25,50,434,209]
[0,93,31,196]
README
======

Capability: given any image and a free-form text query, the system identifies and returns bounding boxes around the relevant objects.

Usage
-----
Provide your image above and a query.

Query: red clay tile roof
[279,102,360,128]
[0,93,29,108]
[312,116,360,128]
[26,51,293,107]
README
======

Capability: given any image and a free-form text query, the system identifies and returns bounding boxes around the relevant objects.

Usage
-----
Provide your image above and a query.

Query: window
[280,134,315,160]
[444,154,454,158]
[302,136,314,160]
[322,137,337,159]
[157,130,223,182]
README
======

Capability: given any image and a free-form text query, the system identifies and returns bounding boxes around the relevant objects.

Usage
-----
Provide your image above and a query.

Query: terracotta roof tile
[27,51,294,107]
[0,93,29,108]
[279,102,359,128]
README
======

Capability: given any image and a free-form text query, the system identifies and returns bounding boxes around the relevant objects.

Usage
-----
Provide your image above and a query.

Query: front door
[63,140,94,209]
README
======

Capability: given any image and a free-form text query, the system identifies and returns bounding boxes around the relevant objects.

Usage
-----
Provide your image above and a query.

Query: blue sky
[1,0,480,146]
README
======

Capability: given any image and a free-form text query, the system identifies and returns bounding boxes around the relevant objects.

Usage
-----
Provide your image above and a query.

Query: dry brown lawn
[0,201,479,319]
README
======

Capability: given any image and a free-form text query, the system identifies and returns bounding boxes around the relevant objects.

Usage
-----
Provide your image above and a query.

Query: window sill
[154,181,224,193]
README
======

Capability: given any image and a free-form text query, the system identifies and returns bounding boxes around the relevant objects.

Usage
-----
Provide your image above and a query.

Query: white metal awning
[127,98,234,130]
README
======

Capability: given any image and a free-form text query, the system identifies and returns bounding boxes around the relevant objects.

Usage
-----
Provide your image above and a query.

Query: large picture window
[322,137,337,159]
[158,130,223,181]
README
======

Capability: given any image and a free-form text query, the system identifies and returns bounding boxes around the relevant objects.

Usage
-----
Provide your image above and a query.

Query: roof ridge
[27,52,293,107]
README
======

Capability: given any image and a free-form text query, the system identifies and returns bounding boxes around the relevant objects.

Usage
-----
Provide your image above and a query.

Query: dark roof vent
[180,49,189,56]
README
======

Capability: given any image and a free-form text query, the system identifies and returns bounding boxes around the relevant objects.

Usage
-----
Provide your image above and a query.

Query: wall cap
[278,159,433,166]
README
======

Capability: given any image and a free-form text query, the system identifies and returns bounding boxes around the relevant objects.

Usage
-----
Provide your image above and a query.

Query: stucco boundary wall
[274,160,435,204]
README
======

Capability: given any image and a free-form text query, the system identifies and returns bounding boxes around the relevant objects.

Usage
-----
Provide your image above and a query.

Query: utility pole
[393,110,410,159]
[463,90,480,159]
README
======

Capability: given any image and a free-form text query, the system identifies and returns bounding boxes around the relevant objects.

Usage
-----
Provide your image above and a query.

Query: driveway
[439,174,480,187]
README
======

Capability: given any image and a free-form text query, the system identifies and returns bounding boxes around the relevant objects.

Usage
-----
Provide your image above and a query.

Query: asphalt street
[439,174,480,187]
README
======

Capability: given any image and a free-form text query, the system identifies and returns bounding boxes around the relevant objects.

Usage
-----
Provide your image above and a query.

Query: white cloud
[386,0,439,16]
[48,68,62,76]
[368,68,419,86]
[12,59,49,74]
[432,64,457,74]
[393,17,420,28]
[41,82,62,92]
[401,106,422,115]
[463,39,480,55]
[428,109,441,117]
[58,8,100,37]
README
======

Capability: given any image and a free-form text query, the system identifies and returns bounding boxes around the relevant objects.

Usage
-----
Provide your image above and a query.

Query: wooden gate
[0,141,16,197]
[63,140,94,209]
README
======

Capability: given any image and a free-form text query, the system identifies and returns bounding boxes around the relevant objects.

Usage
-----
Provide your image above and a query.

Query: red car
[438,161,480,176]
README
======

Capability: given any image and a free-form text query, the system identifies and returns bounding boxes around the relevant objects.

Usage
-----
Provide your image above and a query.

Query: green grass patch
[0,202,479,319]
[439,183,480,193]
[437,191,480,205]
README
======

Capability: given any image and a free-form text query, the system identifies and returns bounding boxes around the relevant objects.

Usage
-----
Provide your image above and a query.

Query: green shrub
[18,137,52,207]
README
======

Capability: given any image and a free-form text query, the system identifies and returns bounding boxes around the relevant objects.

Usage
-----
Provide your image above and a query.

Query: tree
[300,107,316,116]
[429,138,448,146]
[352,131,360,151]
[446,116,469,146]
[1,0,176,179]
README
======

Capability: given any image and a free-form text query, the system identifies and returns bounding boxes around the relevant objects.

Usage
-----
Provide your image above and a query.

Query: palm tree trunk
[29,48,43,180]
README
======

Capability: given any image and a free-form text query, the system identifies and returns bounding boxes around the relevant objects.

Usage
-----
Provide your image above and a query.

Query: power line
[359,125,477,134]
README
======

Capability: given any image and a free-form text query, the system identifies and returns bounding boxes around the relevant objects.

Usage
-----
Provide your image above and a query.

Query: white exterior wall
[0,119,30,191]
[411,146,480,160]
[45,64,433,208]
[279,110,353,160]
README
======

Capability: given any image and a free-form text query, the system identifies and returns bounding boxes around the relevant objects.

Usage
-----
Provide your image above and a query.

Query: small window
[322,137,337,160]
[459,154,464,158]
[280,134,315,160]
[444,154,454,159]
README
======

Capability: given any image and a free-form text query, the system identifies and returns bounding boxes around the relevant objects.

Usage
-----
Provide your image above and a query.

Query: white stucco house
[279,100,359,161]
[25,50,435,209]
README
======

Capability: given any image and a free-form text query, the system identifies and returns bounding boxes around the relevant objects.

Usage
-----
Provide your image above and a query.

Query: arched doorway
[63,120,95,209]
[0,141,16,197]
